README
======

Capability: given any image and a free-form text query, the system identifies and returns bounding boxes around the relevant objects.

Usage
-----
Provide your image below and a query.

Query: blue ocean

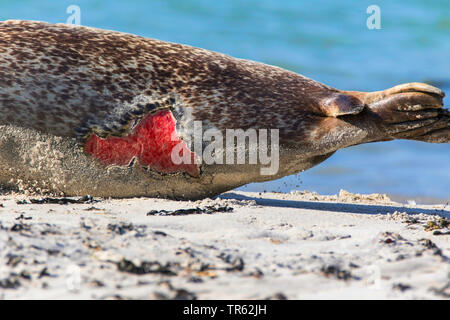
[1,0,449,201]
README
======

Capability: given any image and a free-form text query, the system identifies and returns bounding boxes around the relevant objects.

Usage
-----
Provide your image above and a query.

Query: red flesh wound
[84,110,199,177]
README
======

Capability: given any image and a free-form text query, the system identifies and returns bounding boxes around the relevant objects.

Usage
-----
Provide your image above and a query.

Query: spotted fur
[0,20,339,143]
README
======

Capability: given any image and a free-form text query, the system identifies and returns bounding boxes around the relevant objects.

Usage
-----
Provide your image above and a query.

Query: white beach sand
[0,190,448,300]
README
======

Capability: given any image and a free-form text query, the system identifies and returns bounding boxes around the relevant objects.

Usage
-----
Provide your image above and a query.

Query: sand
[0,189,448,300]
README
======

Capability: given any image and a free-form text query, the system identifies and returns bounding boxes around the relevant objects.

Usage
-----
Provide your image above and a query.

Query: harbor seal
[0,20,448,199]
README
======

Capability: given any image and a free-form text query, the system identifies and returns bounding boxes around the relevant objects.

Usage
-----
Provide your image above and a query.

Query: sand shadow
[219,192,450,217]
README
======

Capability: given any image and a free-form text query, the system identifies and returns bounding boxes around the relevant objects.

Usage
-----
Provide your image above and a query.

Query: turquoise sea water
[0,0,449,201]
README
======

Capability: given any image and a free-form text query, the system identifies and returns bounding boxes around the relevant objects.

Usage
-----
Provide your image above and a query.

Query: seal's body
[0,20,448,199]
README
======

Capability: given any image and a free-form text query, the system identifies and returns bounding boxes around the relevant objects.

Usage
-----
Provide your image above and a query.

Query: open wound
[84,110,200,177]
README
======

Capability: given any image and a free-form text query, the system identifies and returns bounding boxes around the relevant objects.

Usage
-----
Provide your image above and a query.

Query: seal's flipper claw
[319,93,365,117]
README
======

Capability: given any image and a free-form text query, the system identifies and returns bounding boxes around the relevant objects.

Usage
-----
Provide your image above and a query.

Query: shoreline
[0,190,448,299]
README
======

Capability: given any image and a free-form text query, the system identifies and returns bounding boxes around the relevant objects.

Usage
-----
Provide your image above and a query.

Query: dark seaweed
[146,206,233,216]
[117,258,177,276]
[16,195,97,205]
